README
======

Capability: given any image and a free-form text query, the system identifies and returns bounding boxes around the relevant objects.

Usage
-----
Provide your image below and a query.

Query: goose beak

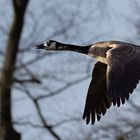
[36,44,45,49]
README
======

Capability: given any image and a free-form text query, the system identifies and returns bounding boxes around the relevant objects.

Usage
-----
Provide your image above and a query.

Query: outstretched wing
[83,61,111,124]
[107,44,140,107]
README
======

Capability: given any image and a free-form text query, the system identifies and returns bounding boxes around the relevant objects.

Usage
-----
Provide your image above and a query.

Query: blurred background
[1,0,140,140]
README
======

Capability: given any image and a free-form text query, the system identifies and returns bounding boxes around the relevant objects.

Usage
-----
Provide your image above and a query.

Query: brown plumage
[36,40,140,124]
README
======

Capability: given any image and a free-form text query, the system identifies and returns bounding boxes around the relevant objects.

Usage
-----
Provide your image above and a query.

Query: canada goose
[36,40,140,124]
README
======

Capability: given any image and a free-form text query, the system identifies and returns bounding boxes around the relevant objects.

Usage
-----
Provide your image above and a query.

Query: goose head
[36,40,91,54]
[36,40,57,50]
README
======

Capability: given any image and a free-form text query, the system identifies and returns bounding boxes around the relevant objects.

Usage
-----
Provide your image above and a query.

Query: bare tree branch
[13,77,41,84]
[20,84,62,140]
[36,74,90,100]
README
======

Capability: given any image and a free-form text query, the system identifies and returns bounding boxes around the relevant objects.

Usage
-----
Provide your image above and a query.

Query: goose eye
[47,41,51,46]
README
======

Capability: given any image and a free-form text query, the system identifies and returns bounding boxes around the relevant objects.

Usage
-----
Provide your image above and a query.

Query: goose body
[37,40,140,124]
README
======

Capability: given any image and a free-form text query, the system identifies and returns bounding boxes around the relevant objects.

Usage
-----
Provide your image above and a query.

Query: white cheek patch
[43,41,56,50]
[44,42,48,47]
[49,42,56,49]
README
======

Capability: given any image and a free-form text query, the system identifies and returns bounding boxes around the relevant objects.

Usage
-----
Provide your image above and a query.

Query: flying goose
[36,40,140,124]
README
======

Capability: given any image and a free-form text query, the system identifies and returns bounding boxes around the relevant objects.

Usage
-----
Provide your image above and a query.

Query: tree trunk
[0,0,29,140]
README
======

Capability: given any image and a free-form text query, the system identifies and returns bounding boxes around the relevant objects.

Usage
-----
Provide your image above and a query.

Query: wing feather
[107,44,140,106]
[83,61,111,124]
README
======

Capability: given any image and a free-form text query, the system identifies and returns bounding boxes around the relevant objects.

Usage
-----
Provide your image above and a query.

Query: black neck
[56,42,91,54]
